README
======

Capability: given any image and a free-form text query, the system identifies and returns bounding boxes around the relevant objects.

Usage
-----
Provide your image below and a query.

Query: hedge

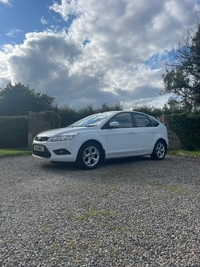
[169,113,200,150]
[41,110,61,129]
[0,116,28,148]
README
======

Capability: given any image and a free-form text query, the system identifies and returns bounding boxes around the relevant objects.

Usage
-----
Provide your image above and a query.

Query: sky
[0,0,200,110]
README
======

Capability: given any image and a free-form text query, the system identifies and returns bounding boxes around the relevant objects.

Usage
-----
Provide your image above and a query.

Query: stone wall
[158,114,183,149]
[28,111,50,149]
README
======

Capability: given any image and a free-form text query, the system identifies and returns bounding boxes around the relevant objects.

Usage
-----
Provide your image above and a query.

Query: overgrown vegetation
[158,19,200,149]
[168,113,200,150]
[0,116,28,148]
[132,105,163,118]
[161,21,200,112]
[56,102,122,127]
[42,110,61,128]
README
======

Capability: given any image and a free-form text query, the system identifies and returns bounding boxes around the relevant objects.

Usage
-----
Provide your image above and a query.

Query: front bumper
[32,141,78,162]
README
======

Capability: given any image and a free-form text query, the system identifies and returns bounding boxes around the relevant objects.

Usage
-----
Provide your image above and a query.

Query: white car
[32,111,168,169]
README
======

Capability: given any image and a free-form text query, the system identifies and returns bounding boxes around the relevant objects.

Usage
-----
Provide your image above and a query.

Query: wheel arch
[152,137,168,153]
[77,139,105,162]
[156,138,168,151]
[151,138,168,160]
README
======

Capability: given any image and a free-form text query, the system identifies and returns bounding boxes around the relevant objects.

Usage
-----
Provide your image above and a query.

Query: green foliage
[132,105,162,118]
[0,116,28,148]
[56,106,80,127]
[57,103,123,127]
[0,148,31,157]
[162,100,186,115]
[168,113,200,150]
[42,111,61,129]
[162,22,200,111]
[128,105,200,150]
[97,102,123,112]
[0,82,55,116]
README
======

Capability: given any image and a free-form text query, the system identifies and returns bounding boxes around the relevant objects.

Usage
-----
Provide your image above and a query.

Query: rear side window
[150,117,159,127]
[134,113,152,127]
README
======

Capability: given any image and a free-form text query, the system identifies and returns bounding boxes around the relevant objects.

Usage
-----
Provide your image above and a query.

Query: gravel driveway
[0,155,200,267]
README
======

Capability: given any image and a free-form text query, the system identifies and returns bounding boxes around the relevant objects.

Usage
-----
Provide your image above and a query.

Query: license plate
[34,145,44,152]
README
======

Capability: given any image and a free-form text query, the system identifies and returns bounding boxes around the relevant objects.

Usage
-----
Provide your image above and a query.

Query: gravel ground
[0,155,200,267]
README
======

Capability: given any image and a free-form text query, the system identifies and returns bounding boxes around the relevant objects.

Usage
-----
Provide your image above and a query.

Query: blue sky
[0,0,65,45]
[0,0,200,109]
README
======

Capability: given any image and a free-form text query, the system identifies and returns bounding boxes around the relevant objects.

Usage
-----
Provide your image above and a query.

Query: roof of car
[102,110,149,115]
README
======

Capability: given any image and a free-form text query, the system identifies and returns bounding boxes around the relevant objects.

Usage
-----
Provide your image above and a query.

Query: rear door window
[134,113,151,127]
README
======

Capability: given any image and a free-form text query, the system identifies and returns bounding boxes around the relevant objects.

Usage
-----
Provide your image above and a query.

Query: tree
[57,102,123,127]
[0,82,55,116]
[132,105,162,118]
[161,22,200,112]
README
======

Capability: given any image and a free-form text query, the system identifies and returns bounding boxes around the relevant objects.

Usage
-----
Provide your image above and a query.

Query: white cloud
[41,16,49,25]
[0,0,11,5]
[6,28,22,37]
[0,0,199,109]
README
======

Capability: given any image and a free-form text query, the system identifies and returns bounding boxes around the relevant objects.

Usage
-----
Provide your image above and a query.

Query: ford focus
[32,111,168,169]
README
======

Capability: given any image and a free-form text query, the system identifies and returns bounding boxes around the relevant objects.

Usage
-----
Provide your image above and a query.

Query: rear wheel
[77,142,102,170]
[151,140,166,160]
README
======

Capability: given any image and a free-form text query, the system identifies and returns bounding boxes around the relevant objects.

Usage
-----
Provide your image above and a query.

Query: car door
[105,112,138,158]
[133,113,157,154]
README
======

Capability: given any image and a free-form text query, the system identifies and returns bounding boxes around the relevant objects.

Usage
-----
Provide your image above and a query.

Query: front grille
[35,136,49,142]
[32,145,51,158]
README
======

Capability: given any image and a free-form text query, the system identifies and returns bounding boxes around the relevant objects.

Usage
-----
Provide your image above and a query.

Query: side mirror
[109,121,119,128]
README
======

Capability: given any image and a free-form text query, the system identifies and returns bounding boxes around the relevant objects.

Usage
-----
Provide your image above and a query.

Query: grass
[168,148,200,156]
[0,148,31,157]
[75,208,115,221]
[0,147,199,158]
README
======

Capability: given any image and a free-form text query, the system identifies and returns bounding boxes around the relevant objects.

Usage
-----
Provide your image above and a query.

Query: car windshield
[70,112,114,127]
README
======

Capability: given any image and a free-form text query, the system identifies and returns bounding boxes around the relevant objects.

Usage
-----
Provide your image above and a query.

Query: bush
[0,116,28,148]
[169,113,200,150]
[57,103,123,127]
[41,111,61,129]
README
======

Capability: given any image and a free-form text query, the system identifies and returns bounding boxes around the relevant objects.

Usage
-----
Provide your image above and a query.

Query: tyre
[77,142,102,170]
[151,140,166,160]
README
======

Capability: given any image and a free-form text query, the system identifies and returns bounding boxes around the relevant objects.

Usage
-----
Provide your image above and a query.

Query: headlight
[50,133,79,142]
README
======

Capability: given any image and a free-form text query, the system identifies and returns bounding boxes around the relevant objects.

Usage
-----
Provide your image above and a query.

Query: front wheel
[151,140,166,160]
[76,142,102,170]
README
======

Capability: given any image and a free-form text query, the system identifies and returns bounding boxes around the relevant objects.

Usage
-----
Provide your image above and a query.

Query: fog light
[53,149,71,155]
